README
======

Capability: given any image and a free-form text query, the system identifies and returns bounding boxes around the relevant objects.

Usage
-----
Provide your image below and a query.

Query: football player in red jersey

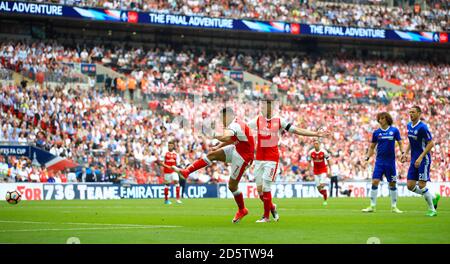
[308,140,333,205]
[158,140,181,204]
[172,107,255,223]
[249,99,329,222]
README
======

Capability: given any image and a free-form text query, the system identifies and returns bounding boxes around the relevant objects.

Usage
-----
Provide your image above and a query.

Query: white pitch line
[0,220,53,224]
[0,220,181,228]
[0,226,179,233]
[277,208,449,213]
[63,222,180,227]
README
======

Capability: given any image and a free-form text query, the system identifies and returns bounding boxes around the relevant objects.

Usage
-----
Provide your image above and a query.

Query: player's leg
[420,160,440,211]
[163,174,172,205]
[417,180,438,216]
[386,167,402,213]
[255,162,278,222]
[229,178,248,223]
[172,147,227,179]
[254,161,264,204]
[362,178,380,212]
[316,173,328,205]
[406,162,439,216]
[229,152,249,223]
[362,165,383,212]
[388,181,402,213]
[173,172,182,204]
[257,162,278,223]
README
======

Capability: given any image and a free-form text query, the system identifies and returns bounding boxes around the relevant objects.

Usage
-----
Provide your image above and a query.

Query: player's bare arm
[414,140,434,168]
[160,162,172,170]
[396,140,404,162]
[211,138,235,152]
[291,127,330,138]
[365,143,377,161]
[402,143,411,163]
[155,159,171,169]
[213,129,235,142]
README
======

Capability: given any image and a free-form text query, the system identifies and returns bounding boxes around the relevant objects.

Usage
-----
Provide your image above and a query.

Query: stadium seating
[0,40,449,184]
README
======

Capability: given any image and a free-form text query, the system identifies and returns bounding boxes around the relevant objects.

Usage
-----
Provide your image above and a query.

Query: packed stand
[0,40,449,184]
[0,40,89,84]
[1,81,448,184]
[89,47,238,100]
[239,53,450,103]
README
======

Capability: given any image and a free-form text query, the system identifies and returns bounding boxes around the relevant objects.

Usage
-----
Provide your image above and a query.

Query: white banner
[218,182,450,198]
[0,183,43,200]
[1,182,449,200]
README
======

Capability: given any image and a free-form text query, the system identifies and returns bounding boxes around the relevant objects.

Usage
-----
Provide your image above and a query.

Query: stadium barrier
[1,182,450,200]
[0,183,218,200]
[219,182,450,199]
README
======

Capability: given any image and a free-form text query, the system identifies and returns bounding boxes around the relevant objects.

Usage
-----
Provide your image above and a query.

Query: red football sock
[164,186,169,201]
[263,192,273,219]
[260,192,275,210]
[259,193,264,203]
[176,186,180,200]
[233,191,245,210]
[187,158,208,174]
[319,189,328,201]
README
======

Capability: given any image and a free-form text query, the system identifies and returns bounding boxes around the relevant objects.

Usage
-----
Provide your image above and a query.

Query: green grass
[0,197,448,244]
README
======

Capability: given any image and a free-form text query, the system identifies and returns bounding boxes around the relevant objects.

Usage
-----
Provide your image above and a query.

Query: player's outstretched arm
[156,160,172,170]
[161,163,172,170]
[213,129,235,142]
[291,127,330,138]
[211,139,235,152]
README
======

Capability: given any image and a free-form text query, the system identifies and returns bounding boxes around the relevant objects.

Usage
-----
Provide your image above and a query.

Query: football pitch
[0,197,448,244]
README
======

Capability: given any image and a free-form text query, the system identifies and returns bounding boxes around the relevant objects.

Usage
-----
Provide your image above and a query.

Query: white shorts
[164,172,179,183]
[223,145,250,181]
[254,160,279,187]
[314,173,328,186]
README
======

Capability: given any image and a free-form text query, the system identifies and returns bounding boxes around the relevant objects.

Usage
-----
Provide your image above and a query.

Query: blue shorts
[373,163,397,182]
[407,158,431,182]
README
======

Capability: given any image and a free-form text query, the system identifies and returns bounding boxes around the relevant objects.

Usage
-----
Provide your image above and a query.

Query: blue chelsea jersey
[372,126,401,163]
[407,121,433,163]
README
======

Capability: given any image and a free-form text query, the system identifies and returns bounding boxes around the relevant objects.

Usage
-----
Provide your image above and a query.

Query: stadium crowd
[4,39,448,103]
[0,41,89,83]
[0,40,449,184]
[0,41,237,100]
[26,0,449,32]
[1,80,448,184]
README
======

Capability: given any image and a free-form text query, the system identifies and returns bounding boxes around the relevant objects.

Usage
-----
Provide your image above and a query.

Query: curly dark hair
[376,112,393,126]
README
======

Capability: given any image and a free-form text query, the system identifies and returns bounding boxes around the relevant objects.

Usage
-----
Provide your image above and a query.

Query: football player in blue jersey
[362,112,404,213]
[402,106,440,217]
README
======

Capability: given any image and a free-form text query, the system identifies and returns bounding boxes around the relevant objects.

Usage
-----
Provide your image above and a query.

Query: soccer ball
[5,190,22,205]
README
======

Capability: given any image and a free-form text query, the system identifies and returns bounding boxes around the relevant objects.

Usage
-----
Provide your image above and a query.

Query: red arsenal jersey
[308,149,330,175]
[249,116,291,162]
[163,151,178,174]
[227,119,255,163]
